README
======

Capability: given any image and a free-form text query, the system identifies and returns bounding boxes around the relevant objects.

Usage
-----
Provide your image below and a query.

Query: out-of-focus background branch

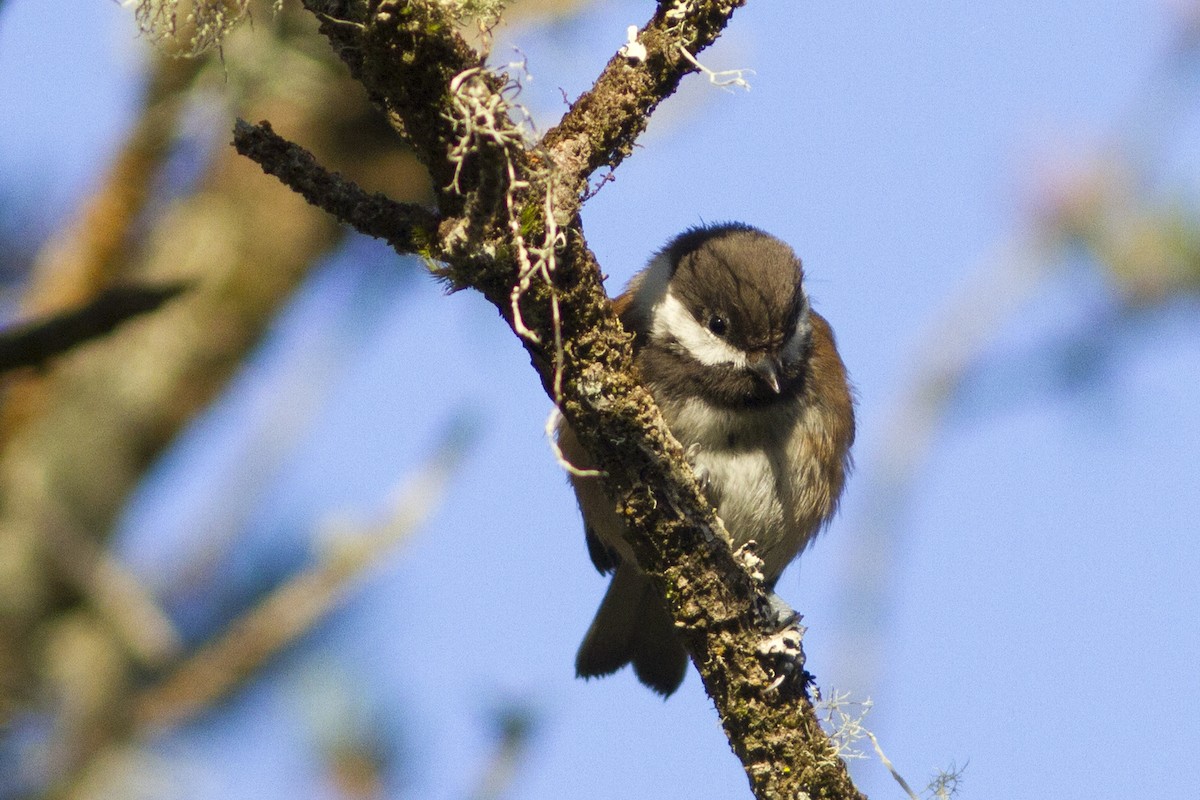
[0,0,587,795]
[832,15,1200,694]
[0,0,443,789]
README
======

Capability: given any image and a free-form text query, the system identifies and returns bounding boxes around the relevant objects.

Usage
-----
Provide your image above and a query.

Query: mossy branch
[241,1,867,797]
[232,119,440,251]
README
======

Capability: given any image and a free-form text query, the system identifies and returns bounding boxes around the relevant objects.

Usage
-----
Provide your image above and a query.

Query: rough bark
[234,2,867,797]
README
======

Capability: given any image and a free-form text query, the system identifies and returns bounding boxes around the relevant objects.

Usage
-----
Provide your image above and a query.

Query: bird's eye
[707,315,728,336]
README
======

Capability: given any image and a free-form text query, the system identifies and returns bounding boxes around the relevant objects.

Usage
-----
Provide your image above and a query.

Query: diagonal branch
[243,2,866,798]
[541,1,749,205]
[0,283,188,374]
[232,119,440,252]
[51,421,471,798]
[133,419,469,732]
[306,0,493,210]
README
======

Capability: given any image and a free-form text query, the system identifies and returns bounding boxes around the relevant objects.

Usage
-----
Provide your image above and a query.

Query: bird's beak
[750,355,783,394]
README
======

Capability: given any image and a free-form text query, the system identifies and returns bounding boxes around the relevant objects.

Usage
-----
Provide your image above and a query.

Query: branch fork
[236,2,865,797]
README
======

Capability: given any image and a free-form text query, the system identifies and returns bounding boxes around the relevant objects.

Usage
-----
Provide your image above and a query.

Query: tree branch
[0,283,188,374]
[306,0,493,210]
[244,2,866,797]
[541,2,749,204]
[232,119,440,251]
[132,422,466,732]
[15,55,201,317]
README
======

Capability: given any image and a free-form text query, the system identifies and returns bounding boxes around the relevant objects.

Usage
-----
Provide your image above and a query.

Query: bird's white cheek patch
[652,289,748,368]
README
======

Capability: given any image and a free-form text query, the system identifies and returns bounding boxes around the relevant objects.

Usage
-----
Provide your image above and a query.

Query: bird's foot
[756,594,808,694]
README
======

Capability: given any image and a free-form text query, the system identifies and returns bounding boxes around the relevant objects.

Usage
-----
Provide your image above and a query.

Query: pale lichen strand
[357,0,490,201]
[132,0,255,57]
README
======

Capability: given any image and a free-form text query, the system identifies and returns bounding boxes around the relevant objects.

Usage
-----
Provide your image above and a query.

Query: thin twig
[864,728,920,800]
[232,119,441,252]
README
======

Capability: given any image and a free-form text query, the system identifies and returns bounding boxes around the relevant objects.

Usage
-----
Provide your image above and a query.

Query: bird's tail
[575,564,688,696]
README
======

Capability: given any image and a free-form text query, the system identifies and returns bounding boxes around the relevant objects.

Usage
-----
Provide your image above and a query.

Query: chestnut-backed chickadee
[556,223,855,696]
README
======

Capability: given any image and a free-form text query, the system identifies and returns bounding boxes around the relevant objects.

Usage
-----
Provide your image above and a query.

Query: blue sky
[2,1,1199,798]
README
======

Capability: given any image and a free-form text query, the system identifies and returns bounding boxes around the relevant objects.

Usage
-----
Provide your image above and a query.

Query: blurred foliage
[0,0,586,797]
[832,0,1200,707]
[1036,160,1200,305]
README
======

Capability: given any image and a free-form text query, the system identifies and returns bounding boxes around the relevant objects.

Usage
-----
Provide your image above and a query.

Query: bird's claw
[755,593,807,694]
[757,623,808,694]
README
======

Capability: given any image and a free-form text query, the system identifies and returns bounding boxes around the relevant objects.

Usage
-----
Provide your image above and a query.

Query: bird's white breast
[657,394,830,581]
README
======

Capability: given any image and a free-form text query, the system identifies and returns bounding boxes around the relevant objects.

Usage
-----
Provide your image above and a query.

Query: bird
[555,223,855,696]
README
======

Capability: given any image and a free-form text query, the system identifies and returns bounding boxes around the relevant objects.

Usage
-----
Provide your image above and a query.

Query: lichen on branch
[238,2,867,797]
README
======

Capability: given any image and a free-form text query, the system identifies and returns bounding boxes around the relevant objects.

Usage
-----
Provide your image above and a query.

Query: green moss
[518,201,543,238]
